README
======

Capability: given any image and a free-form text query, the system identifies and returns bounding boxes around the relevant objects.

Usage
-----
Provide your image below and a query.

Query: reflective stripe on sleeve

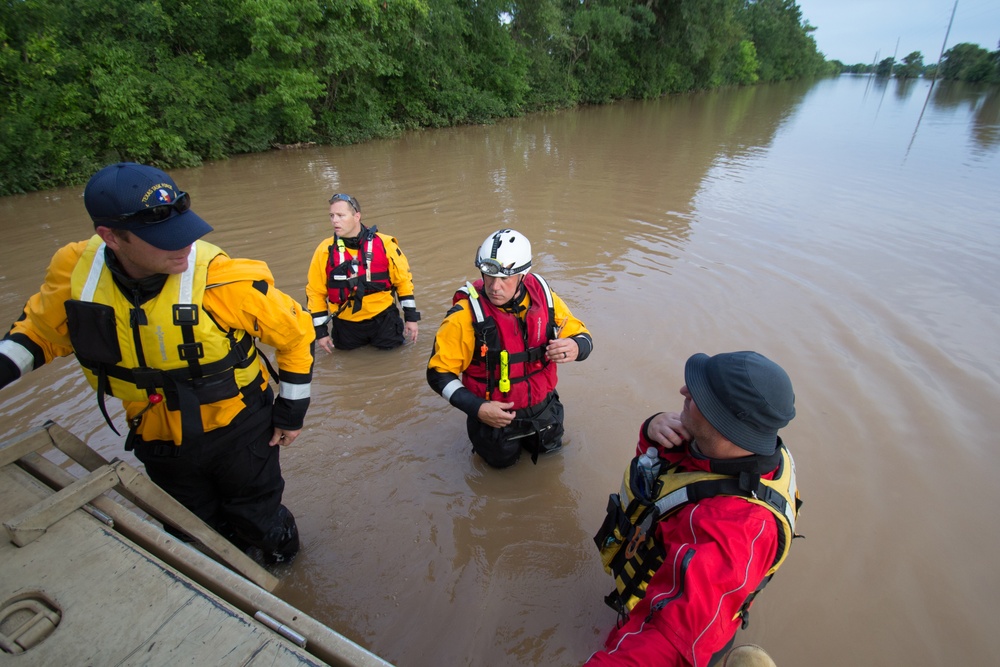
[399,297,416,310]
[279,381,312,400]
[0,339,34,374]
[442,379,464,402]
[312,313,330,327]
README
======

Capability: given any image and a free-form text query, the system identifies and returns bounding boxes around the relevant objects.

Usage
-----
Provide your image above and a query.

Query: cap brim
[126,209,213,251]
[684,353,723,430]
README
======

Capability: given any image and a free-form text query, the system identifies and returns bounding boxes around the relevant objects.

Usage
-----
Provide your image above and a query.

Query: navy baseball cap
[84,162,212,251]
[684,351,796,455]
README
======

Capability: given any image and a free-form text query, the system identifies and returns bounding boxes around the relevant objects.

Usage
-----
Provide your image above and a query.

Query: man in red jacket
[588,351,800,666]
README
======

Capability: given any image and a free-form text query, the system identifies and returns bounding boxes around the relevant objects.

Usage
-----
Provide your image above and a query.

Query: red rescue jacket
[586,429,789,667]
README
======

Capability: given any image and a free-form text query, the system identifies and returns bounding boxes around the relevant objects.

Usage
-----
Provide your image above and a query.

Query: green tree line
[0,0,827,196]
[832,40,1000,82]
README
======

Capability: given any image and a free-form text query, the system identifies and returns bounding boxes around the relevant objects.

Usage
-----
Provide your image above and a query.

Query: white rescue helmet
[475,229,532,277]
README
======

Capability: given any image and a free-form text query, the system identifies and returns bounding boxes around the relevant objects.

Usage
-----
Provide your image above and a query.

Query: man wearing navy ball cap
[83,161,214,251]
[0,162,315,565]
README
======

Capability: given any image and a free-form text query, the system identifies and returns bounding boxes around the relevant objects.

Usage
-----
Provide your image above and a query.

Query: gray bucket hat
[684,351,795,455]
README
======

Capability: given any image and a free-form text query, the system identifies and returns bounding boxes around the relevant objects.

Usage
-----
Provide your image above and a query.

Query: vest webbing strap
[654,477,789,523]
[81,334,256,437]
[95,368,121,436]
[488,346,546,366]
[654,476,790,575]
[329,227,387,314]
[88,333,255,386]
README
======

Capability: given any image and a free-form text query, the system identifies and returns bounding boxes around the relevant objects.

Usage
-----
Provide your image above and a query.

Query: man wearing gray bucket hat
[0,162,315,566]
[589,351,802,666]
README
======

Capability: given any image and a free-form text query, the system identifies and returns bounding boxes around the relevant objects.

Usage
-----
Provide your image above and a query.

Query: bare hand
[317,336,335,354]
[270,428,301,447]
[404,321,419,343]
[545,338,578,364]
[477,401,516,428]
[646,412,689,449]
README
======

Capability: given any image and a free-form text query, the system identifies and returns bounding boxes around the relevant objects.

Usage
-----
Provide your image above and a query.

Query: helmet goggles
[476,256,530,277]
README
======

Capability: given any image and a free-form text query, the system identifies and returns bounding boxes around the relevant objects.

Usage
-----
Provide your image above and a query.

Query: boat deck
[0,422,392,667]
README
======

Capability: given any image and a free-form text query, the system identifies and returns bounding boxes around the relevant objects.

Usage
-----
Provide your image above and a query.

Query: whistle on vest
[130,392,163,425]
[126,393,164,448]
[623,526,646,559]
[498,350,511,393]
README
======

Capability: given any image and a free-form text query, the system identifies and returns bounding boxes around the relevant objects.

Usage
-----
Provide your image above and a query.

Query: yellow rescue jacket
[67,237,264,442]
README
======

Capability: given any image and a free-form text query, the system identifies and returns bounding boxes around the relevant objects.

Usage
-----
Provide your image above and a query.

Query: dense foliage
[831,41,1000,82]
[0,0,828,195]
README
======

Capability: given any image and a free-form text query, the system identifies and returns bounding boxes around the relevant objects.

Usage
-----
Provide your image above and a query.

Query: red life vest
[325,226,393,310]
[455,273,559,409]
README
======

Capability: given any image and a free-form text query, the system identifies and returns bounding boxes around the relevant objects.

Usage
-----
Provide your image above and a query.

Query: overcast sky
[795,0,999,65]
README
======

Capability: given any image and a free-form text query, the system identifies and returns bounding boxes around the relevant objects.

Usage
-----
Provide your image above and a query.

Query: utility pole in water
[905,0,960,160]
[932,0,959,81]
[864,50,879,98]
[875,38,899,115]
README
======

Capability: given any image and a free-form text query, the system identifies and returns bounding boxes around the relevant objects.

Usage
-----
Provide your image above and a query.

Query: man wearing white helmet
[427,229,593,468]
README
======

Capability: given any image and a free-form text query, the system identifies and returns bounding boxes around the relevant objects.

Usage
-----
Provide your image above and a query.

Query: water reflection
[931,78,988,109]
[972,86,1000,150]
[860,76,1000,152]
[893,76,917,99]
[1,75,999,666]
[930,80,1000,152]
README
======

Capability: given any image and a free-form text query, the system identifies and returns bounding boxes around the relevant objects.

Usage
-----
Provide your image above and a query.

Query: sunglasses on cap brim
[94,192,192,226]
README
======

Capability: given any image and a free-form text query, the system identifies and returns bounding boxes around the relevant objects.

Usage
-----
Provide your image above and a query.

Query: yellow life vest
[66,236,263,440]
[594,441,801,618]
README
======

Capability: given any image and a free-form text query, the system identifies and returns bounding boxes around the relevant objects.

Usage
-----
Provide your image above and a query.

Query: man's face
[482,273,521,306]
[98,227,190,279]
[679,385,714,443]
[329,201,362,238]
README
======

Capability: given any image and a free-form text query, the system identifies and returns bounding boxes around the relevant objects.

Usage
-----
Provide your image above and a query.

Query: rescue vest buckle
[172,304,200,325]
[132,367,162,390]
[178,342,205,361]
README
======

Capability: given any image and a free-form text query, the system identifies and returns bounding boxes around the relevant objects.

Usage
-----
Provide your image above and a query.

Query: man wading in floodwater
[427,229,593,468]
[0,162,314,565]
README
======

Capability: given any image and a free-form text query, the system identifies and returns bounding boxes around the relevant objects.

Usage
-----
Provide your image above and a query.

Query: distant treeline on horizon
[831,41,1000,81]
[6,1,992,196]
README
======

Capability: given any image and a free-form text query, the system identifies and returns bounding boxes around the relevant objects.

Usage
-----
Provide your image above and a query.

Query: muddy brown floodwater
[2,76,999,666]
